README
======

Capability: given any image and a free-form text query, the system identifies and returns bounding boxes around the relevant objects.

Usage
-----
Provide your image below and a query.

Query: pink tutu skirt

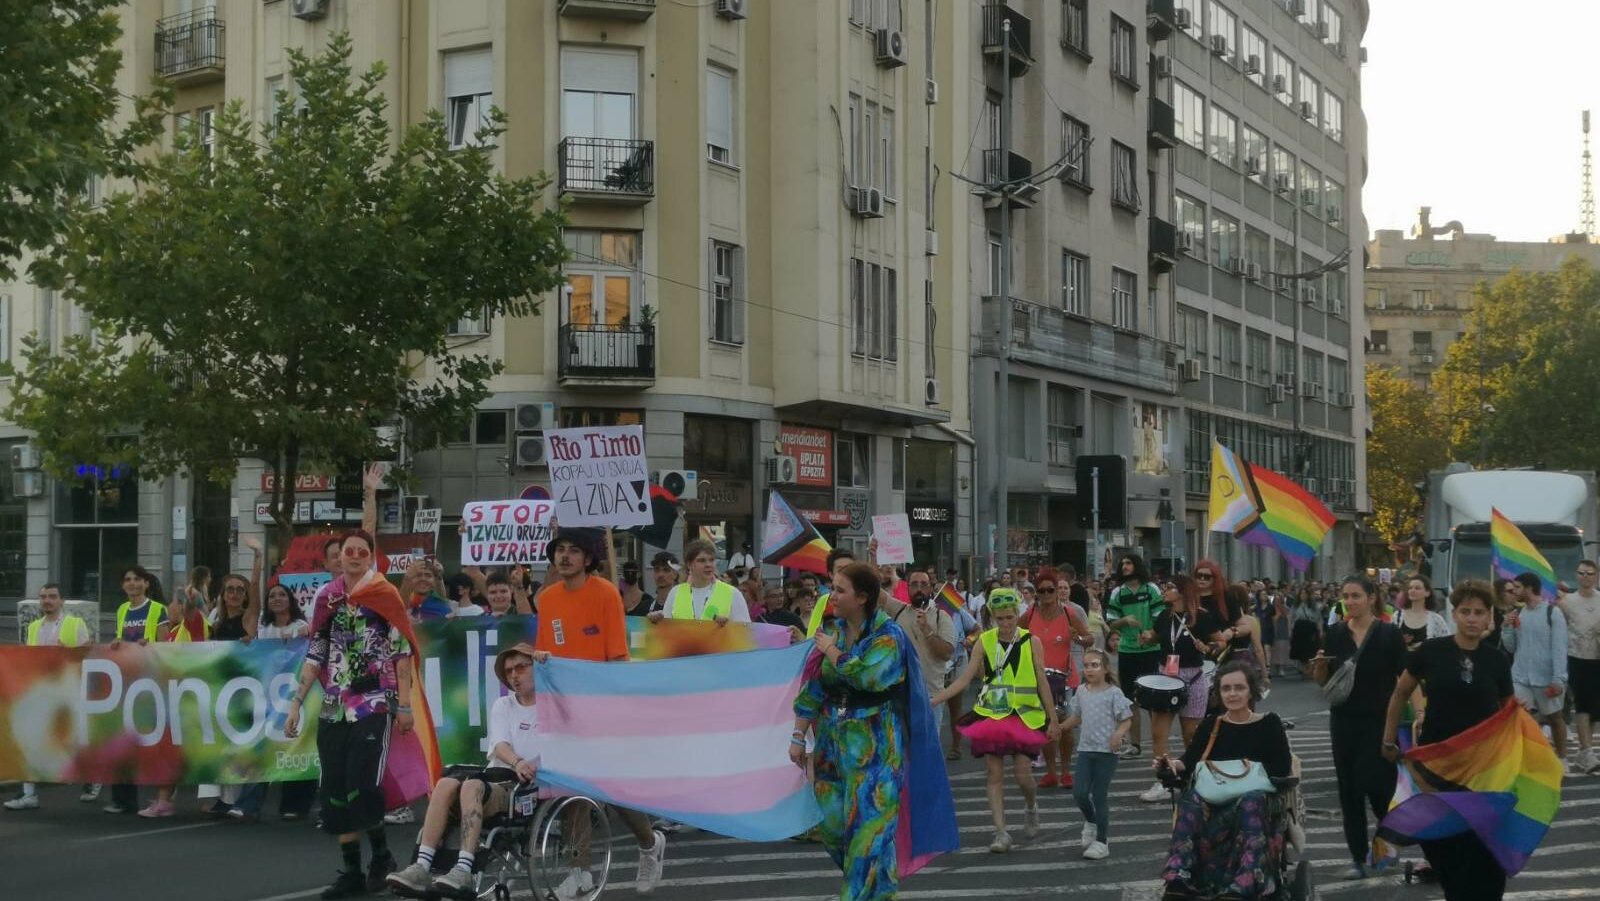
[956,712,1049,758]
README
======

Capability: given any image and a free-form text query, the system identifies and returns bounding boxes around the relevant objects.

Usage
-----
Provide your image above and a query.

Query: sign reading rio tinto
[778,425,833,487]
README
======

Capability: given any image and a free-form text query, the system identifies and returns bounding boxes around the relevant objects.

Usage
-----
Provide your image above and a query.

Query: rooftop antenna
[1583,110,1595,238]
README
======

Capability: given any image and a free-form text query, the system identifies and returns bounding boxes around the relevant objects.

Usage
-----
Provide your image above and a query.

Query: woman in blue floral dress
[792,561,958,901]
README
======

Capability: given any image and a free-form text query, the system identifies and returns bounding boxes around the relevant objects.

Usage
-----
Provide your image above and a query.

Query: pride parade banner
[0,615,791,784]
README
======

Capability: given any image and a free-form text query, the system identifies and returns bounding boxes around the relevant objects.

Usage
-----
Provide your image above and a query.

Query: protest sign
[461,499,555,565]
[872,513,914,565]
[414,507,442,536]
[277,572,331,620]
[544,425,652,528]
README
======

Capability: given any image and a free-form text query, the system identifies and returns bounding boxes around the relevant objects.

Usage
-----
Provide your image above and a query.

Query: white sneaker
[1139,782,1169,803]
[3,795,39,811]
[78,785,101,803]
[555,867,595,901]
[384,806,415,825]
[988,830,1013,853]
[634,830,666,894]
[1023,805,1040,839]
[1083,840,1110,860]
[1585,749,1600,775]
[1081,822,1096,847]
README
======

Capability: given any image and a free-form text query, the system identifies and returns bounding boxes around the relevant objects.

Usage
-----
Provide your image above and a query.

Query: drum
[1044,668,1070,712]
[1135,674,1187,713]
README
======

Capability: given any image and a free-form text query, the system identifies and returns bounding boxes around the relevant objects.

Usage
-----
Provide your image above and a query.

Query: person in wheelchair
[1155,662,1295,901]
[388,642,541,899]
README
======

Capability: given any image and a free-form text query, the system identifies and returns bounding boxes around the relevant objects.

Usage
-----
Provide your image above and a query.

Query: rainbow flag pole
[935,582,965,618]
[1490,507,1559,599]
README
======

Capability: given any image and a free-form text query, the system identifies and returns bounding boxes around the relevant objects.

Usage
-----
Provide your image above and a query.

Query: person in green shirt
[1104,554,1165,759]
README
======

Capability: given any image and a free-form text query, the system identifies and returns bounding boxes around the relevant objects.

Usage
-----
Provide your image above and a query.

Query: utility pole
[994,18,1013,576]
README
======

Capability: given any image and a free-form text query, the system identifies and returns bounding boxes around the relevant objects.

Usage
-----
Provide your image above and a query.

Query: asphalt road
[4,675,1598,901]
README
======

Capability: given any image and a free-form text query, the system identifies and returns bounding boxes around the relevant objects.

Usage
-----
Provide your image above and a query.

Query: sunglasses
[1196,572,1214,580]
[342,546,371,559]
[1038,587,1057,594]
[504,661,532,676]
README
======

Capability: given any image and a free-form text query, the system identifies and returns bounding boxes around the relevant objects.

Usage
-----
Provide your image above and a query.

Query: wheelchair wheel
[528,796,612,900]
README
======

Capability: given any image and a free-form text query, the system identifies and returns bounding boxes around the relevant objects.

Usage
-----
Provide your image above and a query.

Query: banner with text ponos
[0,616,793,784]
[461,499,556,566]
[543,424,652,528]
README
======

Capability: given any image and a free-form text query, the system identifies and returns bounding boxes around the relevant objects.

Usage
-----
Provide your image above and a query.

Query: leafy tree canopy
[1365,365,1447,548]
[5,35,567,547]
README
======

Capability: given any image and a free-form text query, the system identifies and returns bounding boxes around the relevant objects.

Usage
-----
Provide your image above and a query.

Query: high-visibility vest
[806,592,832,638]
[973,628,1045,729]
[669,581,737,621]
[116,600,165,642]
[26,614,86,647]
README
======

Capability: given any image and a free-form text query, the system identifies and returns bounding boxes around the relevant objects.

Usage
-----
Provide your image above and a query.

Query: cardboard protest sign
[872,513,914,565]
[544,425,652,528]
[461,500,555,565]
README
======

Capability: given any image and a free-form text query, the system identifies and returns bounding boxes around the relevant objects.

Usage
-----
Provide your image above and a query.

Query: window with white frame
[1207,1,1236,60]
[1272,145,1295,191]
[1214,317,1242,378]
[1063,0,1090,55]
[1210,212,1239,269]
[1241,125,1267,182]
[1109,15,1137,85]
[1111,141,1139,210]
[1061,113,1090,187]
[1246,330,1270,384]
[1297,70,1320,118]
[1323,91,1343,141]
[1062,249,1088,315]
[851,259,898,361]
[1208,105,1238,168]
[1173,81,1205,149]
[1176,192,1206,256]
[1324,177,1345,225]
[1111,268,1137,330]
[881,106,896,198]
[1302,349,1324,392]
[1326,268,1348,315]
[1298,0,1321,28]
[1276,339,1295,385]
[1244,226,1270,268]
[1274,240,1296,293]
[1324,4,1344,47]
[1241,26,1267,86]
[848,94,862,184]
[1175,0,1202,39]
[711,240,745,344]
[862,101,877,190]
[706,65,734,164]
[1177,306,1208,364]
[445,49,493,149]
[1298,161,1322,212]
[450,307,490,335]
[987,231,1004,297]
[1329,356,1349,398]
[1270,49,1294,105]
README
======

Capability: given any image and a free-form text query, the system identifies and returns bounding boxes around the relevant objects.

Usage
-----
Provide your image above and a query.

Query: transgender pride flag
[534,642,822,842]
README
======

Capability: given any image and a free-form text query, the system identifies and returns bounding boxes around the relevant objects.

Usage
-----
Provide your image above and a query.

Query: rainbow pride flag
[1491,507,1559,599]
[1236,462,1336,573]
[761,490,832,575]
[534,642,822,841]
[935,582,965,618]
[1378,700,1562,876]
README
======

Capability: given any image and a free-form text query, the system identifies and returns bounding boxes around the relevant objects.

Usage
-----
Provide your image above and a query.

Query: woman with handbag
[1312,575,1408,880]
[1137,577,1224,803]
[1157,662,1292,900]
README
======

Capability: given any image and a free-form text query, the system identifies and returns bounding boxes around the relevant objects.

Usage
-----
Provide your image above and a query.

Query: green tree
[1366,365,1448,551]
[0,1,163,280]
[1432,258,1600,470]
[5,36,567,555]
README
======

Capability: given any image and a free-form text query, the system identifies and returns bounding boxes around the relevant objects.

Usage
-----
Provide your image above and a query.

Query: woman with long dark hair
[1313,576,1408,879]
[793,562,957,898]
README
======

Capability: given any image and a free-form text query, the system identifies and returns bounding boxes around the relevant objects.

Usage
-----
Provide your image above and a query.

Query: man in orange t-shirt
[531,528,665,896]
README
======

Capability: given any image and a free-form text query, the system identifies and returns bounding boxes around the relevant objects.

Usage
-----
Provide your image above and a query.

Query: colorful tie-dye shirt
[307,585,412,723]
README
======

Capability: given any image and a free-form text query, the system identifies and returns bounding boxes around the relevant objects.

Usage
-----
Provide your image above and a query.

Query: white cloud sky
[1362,1,1600,242]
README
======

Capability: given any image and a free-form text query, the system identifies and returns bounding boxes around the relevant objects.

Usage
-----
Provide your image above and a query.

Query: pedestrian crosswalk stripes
[623,722,1600,901]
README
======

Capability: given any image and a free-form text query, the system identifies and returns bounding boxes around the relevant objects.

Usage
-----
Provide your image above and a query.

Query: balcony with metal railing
[558,0,656,21]
[1147,0,1178,41]
[155,7,225,85]
[981,2,1033,76]
[1149,216,1179,272]
[979,295,1180,394]
[1148,97,1177,150]
[558,323,656,386]
[558,137,655,204]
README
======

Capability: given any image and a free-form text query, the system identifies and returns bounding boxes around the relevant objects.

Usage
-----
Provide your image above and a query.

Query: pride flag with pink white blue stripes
[533,642,821,842]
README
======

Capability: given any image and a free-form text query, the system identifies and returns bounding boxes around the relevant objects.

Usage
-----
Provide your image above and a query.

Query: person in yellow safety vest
[649,538,752,624]
[801,547,862,640]
[5,583,96,812]
[104,565,166,815]
[931,588,1062,854]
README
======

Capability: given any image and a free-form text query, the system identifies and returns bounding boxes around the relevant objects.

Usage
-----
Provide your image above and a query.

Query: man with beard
[1104,554,1165,760]
[896,567,957,733]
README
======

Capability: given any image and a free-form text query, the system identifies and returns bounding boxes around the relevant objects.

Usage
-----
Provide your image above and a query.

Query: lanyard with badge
[1163,615,1193,677]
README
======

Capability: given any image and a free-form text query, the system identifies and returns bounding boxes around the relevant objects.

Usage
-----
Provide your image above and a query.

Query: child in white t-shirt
[1061,648,1133,861]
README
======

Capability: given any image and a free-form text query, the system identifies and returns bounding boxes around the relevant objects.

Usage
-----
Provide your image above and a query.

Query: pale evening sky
[1361,1,1600,242]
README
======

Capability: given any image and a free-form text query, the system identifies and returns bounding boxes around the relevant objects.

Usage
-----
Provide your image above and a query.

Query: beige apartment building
[0,0,981,602]
[1366,208,1600,388]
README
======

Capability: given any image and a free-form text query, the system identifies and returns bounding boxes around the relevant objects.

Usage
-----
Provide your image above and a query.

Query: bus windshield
[1452,536,1587,589]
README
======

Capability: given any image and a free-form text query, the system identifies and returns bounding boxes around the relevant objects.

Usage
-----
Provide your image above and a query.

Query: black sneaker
[319,870,367,900]
[366,853,398,895]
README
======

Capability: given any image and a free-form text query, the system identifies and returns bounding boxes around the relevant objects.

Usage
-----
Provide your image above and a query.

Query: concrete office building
[969,0,1368,580]
[1366,208,1600,388]
[0,0,978,604]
